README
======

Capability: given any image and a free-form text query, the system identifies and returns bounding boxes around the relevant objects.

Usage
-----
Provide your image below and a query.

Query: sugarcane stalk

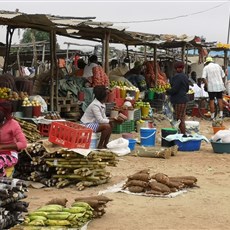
[53,174,101,181]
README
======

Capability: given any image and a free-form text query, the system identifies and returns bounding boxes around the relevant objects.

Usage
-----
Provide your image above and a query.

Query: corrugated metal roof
[0,10,201,49]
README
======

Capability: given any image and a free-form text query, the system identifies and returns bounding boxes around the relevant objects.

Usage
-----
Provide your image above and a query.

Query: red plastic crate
[48,121,93,149]
[38,124,51,137]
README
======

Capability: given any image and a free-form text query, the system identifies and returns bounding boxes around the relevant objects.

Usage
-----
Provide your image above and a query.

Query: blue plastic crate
[175,140,201,151]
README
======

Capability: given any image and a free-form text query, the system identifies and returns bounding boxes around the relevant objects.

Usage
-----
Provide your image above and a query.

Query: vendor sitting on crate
[0,101,27,177]
[80,85,124,149]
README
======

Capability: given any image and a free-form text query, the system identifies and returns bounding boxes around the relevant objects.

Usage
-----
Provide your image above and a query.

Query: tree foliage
[20,29,50,44]
[19,28,60,51]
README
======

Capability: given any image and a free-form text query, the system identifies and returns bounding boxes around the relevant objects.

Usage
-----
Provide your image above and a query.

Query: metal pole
[227,7,230,44]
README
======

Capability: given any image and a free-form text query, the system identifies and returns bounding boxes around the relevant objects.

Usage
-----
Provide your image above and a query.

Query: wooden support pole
[126,45,130,69]
[153,44,157,86]
[144,46,147,61]
[105,31,110,75]
[181,45,185,63]
[3,26,14,73]
[49,30,57,111]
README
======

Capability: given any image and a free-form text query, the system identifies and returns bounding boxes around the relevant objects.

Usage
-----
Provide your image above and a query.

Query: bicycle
[197,95,230,120]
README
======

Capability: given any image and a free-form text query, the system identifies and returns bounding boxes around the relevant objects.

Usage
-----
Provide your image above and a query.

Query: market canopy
[0,10,202,49]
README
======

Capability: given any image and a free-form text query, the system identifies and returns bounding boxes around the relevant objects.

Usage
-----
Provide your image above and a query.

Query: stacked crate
[43,96,81,121]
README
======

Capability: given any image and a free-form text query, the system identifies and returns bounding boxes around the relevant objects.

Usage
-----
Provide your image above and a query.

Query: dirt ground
[24,115,230,230]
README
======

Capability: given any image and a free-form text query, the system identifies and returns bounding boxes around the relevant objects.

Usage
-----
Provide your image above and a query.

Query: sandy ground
[24,115,230,230]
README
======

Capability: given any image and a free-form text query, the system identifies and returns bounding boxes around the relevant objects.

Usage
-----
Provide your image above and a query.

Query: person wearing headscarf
[124,61,147,92]
[83,55,109,87]
[0,101,27,176]
[81,85,123,149]
[166,61,189,135]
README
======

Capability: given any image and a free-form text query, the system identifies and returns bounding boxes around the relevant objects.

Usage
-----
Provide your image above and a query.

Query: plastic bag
[106,138,130,156]
[211,130,230,142]
[29,95,48,112]
[162,96,174,122]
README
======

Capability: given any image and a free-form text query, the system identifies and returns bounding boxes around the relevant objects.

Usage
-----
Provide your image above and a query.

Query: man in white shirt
[202,56,226,119]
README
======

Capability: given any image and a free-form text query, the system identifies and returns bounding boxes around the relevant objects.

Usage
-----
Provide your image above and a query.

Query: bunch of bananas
[23,203,93,228]
[150,83,171,93]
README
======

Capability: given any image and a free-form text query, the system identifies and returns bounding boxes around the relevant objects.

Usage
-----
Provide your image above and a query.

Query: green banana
[45,219,71,226]
[28,219,45,226]
[71,202,92,209]
[28,211,48,217]
[29,216,47,221]
[68,206,87,213]
[37,204,63,212]
[47,213,70,220]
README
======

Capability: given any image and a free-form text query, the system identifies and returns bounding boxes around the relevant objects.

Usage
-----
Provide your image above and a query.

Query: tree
[21,28,50,44]
[20,28,60,50]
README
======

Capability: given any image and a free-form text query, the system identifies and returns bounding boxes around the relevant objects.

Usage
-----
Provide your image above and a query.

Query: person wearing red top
[0,101,27,176]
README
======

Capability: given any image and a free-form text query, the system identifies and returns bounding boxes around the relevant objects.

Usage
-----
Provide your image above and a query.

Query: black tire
[198,97,217,120]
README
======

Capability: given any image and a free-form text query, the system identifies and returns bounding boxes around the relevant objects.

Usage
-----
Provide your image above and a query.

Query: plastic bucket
[115,87,121,98]
[90,133,99,149]
[22,106,33,118]
[135,91,140,100]
[128,139,136,151]
[140,128,156,147]
[120,89,126,99]
[128,110,134,120]
[161,128,177,147]
[148,91,155,100]
[213,126,226,134]
[78,91,84,101]
[33,105,41,117]
[11,100,18,112]
[141,106,150,117]
[110,110,119,118]
[107,89,116,102]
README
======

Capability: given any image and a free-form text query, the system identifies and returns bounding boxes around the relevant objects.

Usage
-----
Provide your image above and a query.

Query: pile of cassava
[123,170,198,195]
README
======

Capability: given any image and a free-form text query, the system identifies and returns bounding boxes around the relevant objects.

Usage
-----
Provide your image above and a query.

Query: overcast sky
[0,0,230,50]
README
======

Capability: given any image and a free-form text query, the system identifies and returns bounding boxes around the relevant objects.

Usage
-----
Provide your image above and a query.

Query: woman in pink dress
[0,101,27,176]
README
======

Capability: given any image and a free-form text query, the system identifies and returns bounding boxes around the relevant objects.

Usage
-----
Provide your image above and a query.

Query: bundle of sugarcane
[42,149,115,189]
[88,150,119,166]
[15,117,41,143]
[20,203,93,228]
[26,142,48,158]
[53,168,111,190]
[74,195,113,218]
[15,146,118,189]
[0,177,29,229]
[14,142,57,186]
[15,162,50,174]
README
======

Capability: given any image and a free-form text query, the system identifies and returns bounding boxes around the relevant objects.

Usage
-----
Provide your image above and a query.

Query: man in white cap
[201,56,226,120]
